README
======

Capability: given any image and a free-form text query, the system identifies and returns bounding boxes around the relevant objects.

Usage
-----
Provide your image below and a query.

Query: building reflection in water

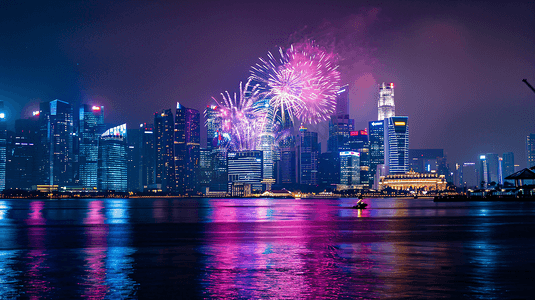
[0,200,21,298]
[80,199,137,298]
[25,201,52,298]
[199,198,383,298]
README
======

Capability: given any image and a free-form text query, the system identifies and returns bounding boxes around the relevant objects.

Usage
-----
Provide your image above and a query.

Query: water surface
[0,197,534,299]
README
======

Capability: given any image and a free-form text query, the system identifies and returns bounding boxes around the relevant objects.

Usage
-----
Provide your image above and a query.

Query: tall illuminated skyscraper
[204,105,221,151]
[340,151,360,186]
[37,99,74,186]
[154,109,174,192]
[297,126,319,185]
[227,150,263,192]
[378,82,395,121]
[98,124,127,192]
[175,103,200,194]
[368,120,385,187]
[328,85,350,153]
[0,101,6,190]
[385,116,409,174]
[7,117,39,190]
[140,123,155,190]
[78,104,104,189]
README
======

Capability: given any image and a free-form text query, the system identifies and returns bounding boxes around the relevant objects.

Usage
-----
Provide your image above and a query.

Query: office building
[527,134,535,168]
[98,124,127,192]
[318,151,339,188]
[340,151,360,186]
[346,130,370,187]
[140,123,155,191]
[379,170,446,191]
[175,103,200,194]
[479,153,501,187]
[502,152,515,185]
[378,82,395,121]
[297,126,319,185]
[0,101,6,190]
[409,149,449,178]
[279,135,296,185]
[6,118,39,190]
[227,150,263,192]
[328,85,351,153]
[154,109,174,192]
[78,104,104,189]
[385,116,409,174]
[368,120,385,187]
[204,105,221,151]
[127,127,142,192]
[461,162,478,189]
[37,100,74,186]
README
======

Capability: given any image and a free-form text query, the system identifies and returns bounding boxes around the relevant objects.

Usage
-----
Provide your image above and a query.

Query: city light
[91,106,101,111]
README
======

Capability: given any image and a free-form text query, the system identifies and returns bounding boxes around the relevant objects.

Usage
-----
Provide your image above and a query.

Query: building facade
[78,104,104,189]
[154,109,174,192]
[378,82,395,121]
[227,150,263,192]
[297,127,319,186]
[385,116,409,174]
[98,124,127,192]
[379,170,446,191]
[339,151,360,186]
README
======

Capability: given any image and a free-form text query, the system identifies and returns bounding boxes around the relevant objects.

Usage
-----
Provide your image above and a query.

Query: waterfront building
[154,109,174,192]
[346,130,370,187]
[297,126,319,185]
[140,123,155,191]
[199,148,212,193]
[37,100,74,186]
[339,151,360,186]
[385,116,409,174]
[368,120,385,187]
[460,162,478,189]
[0,101,6,190]
[126,127,142,192]
[527,133,535,168]
[227,150,263,192]
[78,104,104,190]
[279,135,296,185]
[175,103,200,194]
[379,170,446,191]
[479,153,501,187]
[318,151,339,189]
[378,82,395,121]
[502,152,515,184]
[328,85,351,153]
[204,105,221,151]
[98,124,127,192]
[6,118,39,190]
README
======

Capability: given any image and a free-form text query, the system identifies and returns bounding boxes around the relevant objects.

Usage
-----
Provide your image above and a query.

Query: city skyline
[0,0,534,168]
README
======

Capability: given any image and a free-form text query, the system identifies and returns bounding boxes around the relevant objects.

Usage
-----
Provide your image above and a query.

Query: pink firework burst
[250,42,341,125]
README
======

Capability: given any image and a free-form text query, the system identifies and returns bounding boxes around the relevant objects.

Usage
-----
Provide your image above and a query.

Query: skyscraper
[204,105,221,151]
[502,152,514,184]
[479,153,501,187]
[127,127,142,192]
[297,126,319,185]
[346,130,370,187]
[279,135,296,186]
[227,150,263,192]
[385,116,409,174]
[527,133,535,168]
[175,103,200,194]
[37,100,74,186]
[140,123,155,191]
[339,151,360,186]
[154,109,174,192]
[78,104,104,189]
[98,124,127,192]
[0,101,6,190]
[368,120,385,187]
[461,162,478,189]
[7,117,39,190]
[378,82,395,121]
[328,85,350,153]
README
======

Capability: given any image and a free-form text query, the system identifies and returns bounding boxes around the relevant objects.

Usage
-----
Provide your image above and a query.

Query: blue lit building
[368,120,385,186]
[37,99,74,186]
[346,130,370,187]
[140,123,155,191]
[385,116,409,174]
[78,104,104,189]
[227,150,263,192]
[98,124,127,192]
[7,117,39,190]
[340,151,360,186]
[297,126,319,186]
[175,103,200,194]
[154,109,174,192]
[0,101,6,190]
[479,153,501,187]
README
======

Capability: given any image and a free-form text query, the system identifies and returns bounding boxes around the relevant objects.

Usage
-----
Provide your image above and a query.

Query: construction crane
[523,79,535,94]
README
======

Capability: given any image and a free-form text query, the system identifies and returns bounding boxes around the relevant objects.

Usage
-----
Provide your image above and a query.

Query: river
[0,197,533,299]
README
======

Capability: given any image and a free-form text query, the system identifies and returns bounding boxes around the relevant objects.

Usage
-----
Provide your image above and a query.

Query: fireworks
[211,79,267,151]
[250,42,341,125]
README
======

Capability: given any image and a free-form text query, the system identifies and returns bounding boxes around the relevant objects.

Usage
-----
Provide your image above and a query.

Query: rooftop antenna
[523,79,535,94]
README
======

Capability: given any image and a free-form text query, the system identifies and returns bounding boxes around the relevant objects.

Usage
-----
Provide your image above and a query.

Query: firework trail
[250,42,341,125]
[211,79,267,151]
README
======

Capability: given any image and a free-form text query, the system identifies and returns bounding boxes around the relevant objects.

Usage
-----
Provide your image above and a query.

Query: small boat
[351,201,368,209]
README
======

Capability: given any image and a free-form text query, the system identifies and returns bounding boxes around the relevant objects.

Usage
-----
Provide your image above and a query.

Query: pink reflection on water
[25,201,52,299]
[82,201,109,299]
[153,199,168,223]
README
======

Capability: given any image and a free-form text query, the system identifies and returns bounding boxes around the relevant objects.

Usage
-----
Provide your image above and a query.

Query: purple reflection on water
[82,200,109,299]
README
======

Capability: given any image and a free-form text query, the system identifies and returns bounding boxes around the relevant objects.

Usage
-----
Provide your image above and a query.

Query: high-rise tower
[378,82,395,121]
[385,116,409,174]
[98,124,127,192]
[175,103,200,194]
[78,104,104,189]
[154,109,174,192]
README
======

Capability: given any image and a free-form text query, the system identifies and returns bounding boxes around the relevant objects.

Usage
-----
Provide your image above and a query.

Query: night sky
[1,0,533,167]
